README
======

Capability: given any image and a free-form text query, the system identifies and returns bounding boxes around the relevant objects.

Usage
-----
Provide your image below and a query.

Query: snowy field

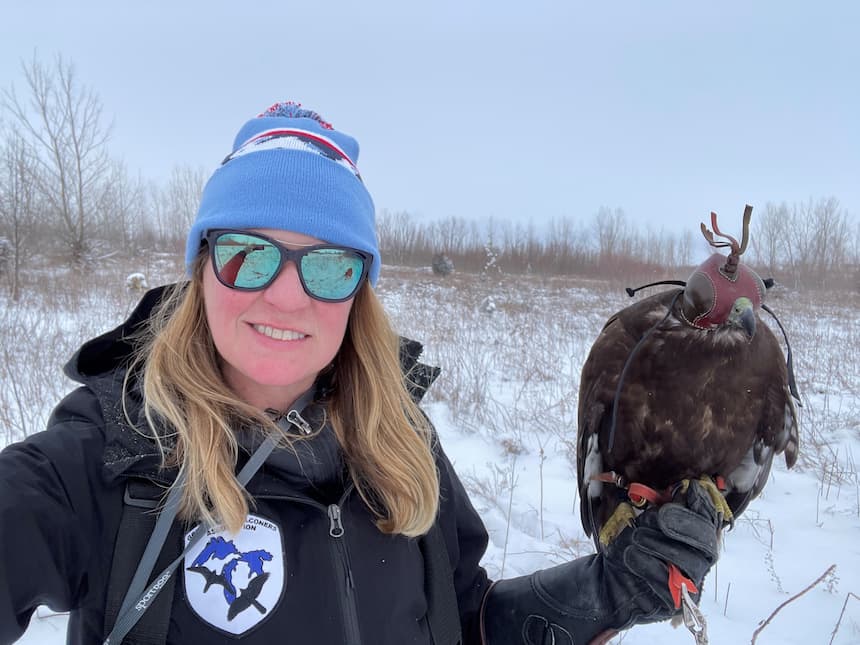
[2,259,859,644]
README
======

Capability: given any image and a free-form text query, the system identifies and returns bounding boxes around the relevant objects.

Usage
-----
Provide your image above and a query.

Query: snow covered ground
[4,263,859,644]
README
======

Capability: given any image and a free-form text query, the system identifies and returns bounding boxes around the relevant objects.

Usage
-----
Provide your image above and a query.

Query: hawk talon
[679,476,733,526]
[597,475,731,547]
[598,501,638,546]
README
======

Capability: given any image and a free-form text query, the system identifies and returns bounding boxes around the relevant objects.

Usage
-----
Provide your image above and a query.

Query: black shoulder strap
[420,522,462,645]
[103,481,181,645]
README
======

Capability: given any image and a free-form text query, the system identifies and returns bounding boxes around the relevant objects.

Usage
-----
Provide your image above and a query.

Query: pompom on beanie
[185,101,379,285]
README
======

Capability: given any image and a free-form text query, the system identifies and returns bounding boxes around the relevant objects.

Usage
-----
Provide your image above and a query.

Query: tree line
[1,55,857,300]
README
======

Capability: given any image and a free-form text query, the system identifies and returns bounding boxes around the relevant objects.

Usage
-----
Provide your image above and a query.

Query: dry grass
[0,252,183,445]
[2,256,855,477]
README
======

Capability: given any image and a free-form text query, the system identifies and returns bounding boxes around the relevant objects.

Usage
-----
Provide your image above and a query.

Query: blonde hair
[131,257,439,537]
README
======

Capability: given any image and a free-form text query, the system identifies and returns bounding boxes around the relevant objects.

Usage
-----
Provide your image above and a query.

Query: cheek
[202,265,224,324]
[317,301,353,346]
[202,264,249,337]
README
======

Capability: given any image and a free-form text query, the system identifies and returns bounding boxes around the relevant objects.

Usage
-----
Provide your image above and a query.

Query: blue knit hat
[186,101,380,285]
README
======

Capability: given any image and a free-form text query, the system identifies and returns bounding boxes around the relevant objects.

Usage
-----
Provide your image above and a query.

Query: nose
[261,260,311,308]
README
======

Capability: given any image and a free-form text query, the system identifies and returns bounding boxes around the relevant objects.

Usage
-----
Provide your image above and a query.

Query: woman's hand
[481,479,721,645]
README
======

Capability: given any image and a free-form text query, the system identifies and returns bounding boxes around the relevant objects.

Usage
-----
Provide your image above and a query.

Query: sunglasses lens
[301,249,365,301]
[212,232,281,289]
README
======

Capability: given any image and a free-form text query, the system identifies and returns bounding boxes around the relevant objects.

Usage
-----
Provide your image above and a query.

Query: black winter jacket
[0,287,491,644]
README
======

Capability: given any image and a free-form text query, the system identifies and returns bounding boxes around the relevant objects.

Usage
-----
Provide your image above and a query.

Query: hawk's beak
[730,297,757,340]
[739,306,756,339]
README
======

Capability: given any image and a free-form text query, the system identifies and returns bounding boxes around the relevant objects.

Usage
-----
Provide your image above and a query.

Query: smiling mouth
[252,324,307,341]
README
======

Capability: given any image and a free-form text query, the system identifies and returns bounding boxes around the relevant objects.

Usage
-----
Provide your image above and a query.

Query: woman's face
[202,228,354,411]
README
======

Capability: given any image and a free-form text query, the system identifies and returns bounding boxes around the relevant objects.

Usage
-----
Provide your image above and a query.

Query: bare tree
[677,229,694,267]
[377,209,427,265]
[148,178,172,245]
[431,216,470,255]
[165,164,207,239]
[96,159,148,251]
[2,54,111,263]
[0,130,37,300]
[146,164,207,248]
[850,220,860,267]
[537,216,588,274]
[592,206,628,268]
[750,202,788,275]
[750,198,856,288]
[809,197,849,283]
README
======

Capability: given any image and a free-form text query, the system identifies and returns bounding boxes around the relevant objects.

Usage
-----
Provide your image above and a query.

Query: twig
[499,453,518,578]
[538,444,546,540]
[713,562,718,603]
[751,564,836,644]
[829,591,860,645]
[816,483,822,526]
[3,346,30,439]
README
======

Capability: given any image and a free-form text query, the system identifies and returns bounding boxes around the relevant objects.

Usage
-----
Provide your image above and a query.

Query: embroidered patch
[184,515,284,635]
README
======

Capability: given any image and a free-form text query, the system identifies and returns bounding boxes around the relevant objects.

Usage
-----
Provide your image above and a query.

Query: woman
[0,102,720,644]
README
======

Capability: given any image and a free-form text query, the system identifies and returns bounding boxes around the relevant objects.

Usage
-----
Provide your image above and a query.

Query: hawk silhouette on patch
[187,536,273,620]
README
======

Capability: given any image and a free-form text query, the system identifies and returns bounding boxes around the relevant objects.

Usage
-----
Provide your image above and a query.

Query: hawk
[577,206,800,551]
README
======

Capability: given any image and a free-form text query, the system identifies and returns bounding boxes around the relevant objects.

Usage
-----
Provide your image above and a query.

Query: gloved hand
[481,479,721,645]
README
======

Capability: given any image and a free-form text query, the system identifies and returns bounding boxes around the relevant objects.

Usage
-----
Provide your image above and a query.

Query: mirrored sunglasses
[205,229,371,302]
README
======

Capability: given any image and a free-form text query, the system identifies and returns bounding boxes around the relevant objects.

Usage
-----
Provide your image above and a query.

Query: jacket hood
[63,285,171,384]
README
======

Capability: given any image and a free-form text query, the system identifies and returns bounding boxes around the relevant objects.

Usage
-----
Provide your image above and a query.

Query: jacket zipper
[328,503,362,645]
[256,486,362,644]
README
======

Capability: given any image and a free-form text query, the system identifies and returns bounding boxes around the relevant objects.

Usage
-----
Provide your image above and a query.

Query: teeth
[253,324,306,341]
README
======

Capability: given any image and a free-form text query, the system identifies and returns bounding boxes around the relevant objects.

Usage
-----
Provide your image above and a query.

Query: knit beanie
[185,101,380,285]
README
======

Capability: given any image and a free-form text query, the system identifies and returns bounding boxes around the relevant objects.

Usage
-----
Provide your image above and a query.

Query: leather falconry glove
[481,478,721,645]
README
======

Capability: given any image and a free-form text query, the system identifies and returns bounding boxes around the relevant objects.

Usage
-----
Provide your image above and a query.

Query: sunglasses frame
[204,228,372,303]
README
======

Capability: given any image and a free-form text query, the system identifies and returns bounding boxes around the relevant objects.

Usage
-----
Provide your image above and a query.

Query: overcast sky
[3,1,858,235]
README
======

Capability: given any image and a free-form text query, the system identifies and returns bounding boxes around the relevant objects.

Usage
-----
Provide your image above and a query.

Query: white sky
[3,1,859,233]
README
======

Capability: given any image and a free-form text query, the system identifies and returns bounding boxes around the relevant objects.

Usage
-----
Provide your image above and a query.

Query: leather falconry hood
[681,205,766,330]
